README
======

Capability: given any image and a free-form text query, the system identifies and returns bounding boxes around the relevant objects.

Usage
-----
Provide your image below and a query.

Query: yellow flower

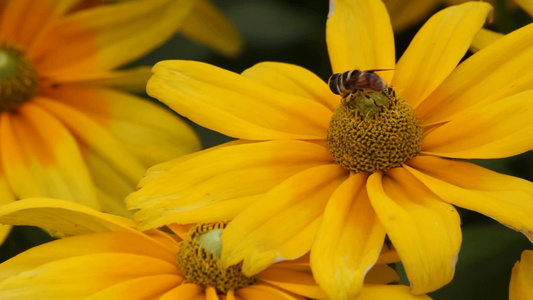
[0,199,431,300]
[0,0,242,242]
[509,250,533,300]
[127,1,533,298]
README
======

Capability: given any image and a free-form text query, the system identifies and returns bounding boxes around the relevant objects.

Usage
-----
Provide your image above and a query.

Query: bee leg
[341,92,353,105]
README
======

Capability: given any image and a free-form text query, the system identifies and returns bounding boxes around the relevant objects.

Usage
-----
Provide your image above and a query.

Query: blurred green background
[1,0,532,299]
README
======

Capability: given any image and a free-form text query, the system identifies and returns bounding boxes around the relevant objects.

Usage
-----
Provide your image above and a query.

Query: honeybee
[328,69,393,97]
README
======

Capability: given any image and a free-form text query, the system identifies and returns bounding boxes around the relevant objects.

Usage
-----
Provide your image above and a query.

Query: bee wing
[364,68,395,73]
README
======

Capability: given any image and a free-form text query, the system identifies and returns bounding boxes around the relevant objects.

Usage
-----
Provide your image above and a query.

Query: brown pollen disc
[0,44,39,112]
[177,223,257,294]
[326,88,423,173]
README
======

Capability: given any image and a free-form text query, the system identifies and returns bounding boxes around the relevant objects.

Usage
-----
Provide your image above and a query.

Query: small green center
[0,45,38,112]
[177,223,257,294]
[327,88,423,173]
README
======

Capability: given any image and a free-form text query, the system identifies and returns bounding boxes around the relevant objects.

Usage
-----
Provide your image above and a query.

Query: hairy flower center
[327,88,423,173]
[177,223,257,294]
[0,44,38,112]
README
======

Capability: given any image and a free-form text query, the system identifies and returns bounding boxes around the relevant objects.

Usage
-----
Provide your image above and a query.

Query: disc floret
[327,88,423,173]
[177,223,257,293]
[0,44,38,112]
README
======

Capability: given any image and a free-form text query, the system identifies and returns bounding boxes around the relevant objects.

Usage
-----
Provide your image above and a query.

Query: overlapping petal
[404,156,533,242]
[258,266,329,300]
[33,97,144,183]
[31,0,196,76]
[241,62,339,111]
[509,250,533,300]
[180,0,243,57]
[86,275,182,299]
[327,0,395,80]
[159,283,203,300]
[392,2,492,108]
[0,103,98,209]
[421,89,533,158]
[222,164,348,276]
[148,60,332,140]
[311,173,386,299]
[127,140,333,229]
[470,28,503,52]
[0,0,80,48]
[416,22,533,126]
[0,198,137,238]
[41,84,200,170]
[367,169,461,294]
[0,168,15,243]
[0,237,179,300]
[357,284,433,300]
[44,66,153,93]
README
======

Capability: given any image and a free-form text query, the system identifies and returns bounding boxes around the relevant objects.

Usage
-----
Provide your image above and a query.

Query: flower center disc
[0,45,39,112]
[327,88,423,173]
[177,223,257,293]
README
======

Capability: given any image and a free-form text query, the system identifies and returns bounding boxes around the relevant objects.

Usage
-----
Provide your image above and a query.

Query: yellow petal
[0,168,15,244]
[128,140,333,229]
[159,283,204,300]
[241,62,339,112]
[364,264,400,285]
[258,266,328,300]
[148,60,331,140]
[87,275,181,299]
[509,250,533,300]
[180,0,243,57]
[0,103,99,209]
[515,0,533,16]
[0,0,79,48]
[45,66,153,93]
[222,164,348,275]
[392,2,492,108]
[416,22,533,126]
[137,140,246,188]
[32,96,145,214]
[41,84,200,172]
[236,284,306,300]
[0,252,177,299]
[311,173,386,299]
[358,284,433,300]
[470,28,503,52]
[327,0,395,79]
[367,169,461,294]
[384,0,440,32]
[421,90,533,159]
[0,198,138,239]
[0,231,177,284]
[32,0,196,76]
[404,156,533,242]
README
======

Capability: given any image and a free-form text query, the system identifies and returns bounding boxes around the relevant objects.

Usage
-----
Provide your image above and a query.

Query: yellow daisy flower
[0,0,241,242]
[0,199,431,300]
[509,250,533,300]
[127,1,533,298]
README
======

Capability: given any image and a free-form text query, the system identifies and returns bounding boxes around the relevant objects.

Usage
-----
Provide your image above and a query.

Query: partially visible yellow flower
[96,0,243,57]
[127,1,533,299]
[0,0,244,243]
[0,199,431,300]
[509,250,533,300]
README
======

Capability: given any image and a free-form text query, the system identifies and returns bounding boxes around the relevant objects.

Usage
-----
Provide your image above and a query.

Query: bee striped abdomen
[328,69,391,96]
